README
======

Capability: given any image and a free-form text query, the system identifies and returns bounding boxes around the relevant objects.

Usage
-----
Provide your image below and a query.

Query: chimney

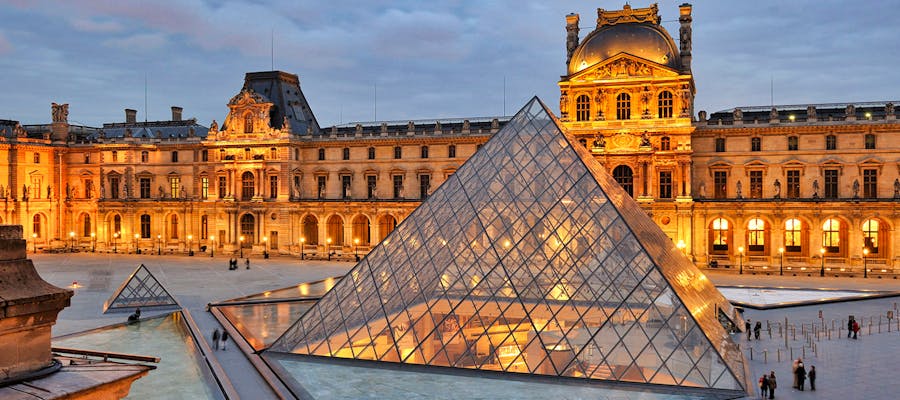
[171,106,183,121]
[565,13,580,67]
[125,109,137,124]
[679,3,693,72]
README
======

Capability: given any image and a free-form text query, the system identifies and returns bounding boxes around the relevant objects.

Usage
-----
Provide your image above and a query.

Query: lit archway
[302,215,319,245]
[240,213,255,246]
[352,215,371,246]
[378,214,397,242]
[326,215,344,247]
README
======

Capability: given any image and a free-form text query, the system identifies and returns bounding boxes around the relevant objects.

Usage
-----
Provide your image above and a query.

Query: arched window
[240,214,255,244]
[575,94,591,121]
[244,112,253,133]
[862,219,880,254]
[140,215,151,238]
[711,218,729,251]
[657,91,673,118]
[82,214,92,237]
[352,215,371,246]
[612,165,633,197]
[302,215,319,245]
[326,215,344,247]
[201,215,208,239]
[378,215,397,242]
[784,219,802,252]
[660,136,671,151]
[169,214,179,239]
[616,93,631,120]
[32,214,42,238]
[241,171,255,200]
[747,218,765,251]
[822,219,840,254]
[113,214,122,235]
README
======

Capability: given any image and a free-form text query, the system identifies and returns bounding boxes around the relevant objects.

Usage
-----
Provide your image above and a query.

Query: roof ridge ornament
[597,3,660,27]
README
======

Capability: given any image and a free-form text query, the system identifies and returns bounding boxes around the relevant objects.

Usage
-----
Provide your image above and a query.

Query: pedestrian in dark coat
[758,374,769,398]
[792,358,801,388]
[221,331,229,350]
[212,328,221,350]
[795,362,806,391]
[245,258,250,270]
[808,365,816,391]
[847,317,854,338]
[754,321,762,340]
[768,371,777,399]
[745,319,752,341]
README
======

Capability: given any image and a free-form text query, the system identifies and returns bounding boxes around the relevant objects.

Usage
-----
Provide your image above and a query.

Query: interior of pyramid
[270,98,748,392]
[104,264,179,312]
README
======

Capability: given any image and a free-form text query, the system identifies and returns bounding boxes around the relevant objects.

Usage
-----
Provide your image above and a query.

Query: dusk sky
[1,1,897,128]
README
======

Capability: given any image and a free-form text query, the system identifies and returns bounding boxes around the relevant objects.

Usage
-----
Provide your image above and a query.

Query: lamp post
[188,234,194,256]
[863,247,870,279]
[91,232,96,252]
[69,231,75,252]
[157,234,162,255]
[263,236,269,259]
[354,238,360,262]
[326,237,332,261]
[676,239,686,254]
[239,236,245,258]
[113,232,119,253]
[738,246,744,275]
[134,234,140,254]
[300,237,305,260]
[32,232,37,253]
[778,247,784,276]
[209,235,215,257]
[819,248,826,277]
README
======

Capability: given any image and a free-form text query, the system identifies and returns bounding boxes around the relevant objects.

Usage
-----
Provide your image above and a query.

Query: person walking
[221,331,229,351]
[795,361,806,391]
[245,258,250,270]
[847,316,854,338]
[852,319,860,339]
[754,320,762,340]
[758,374,769,399]
[791,358,801,388]
[808,365,816,391]
[212,328,221,350]
[767,371,777,399]
[745,319,752,341]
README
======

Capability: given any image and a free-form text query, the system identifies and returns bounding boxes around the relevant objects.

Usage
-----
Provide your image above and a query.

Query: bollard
[869,322,872,335]
[802,346,805,358]
[768,327,772,340]
[777,348,781,362]
[792,326,796,341]
[749,347,753,361]
[790,347,793,359]
[879,316,882,334]
[763,349,767,364]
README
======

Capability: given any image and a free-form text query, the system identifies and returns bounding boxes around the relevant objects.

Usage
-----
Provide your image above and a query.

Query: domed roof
[568,22,680,76]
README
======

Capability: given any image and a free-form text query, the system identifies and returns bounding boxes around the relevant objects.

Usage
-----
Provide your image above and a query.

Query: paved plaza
[34,254,900,399]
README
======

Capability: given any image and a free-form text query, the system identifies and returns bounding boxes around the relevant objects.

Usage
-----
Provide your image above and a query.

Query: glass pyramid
[104,264,179,312]
[270,98,749,394]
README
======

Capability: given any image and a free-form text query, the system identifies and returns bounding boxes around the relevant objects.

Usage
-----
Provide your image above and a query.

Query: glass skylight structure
[270,98,749,394]
[104,264,179,312]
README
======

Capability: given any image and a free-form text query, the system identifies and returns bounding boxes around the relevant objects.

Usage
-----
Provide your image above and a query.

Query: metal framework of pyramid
[103,264,179,313]
[270,98,750,394]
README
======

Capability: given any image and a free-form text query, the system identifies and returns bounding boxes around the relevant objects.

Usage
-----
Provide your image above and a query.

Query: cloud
[0,32,11,54]
[103,32,167,51]
[69,17,123,33]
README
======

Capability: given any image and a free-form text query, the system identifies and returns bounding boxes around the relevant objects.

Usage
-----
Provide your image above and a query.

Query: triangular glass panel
[103,264,179,313]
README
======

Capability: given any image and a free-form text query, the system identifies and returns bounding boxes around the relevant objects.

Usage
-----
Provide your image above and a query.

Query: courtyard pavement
[33,254,900,400]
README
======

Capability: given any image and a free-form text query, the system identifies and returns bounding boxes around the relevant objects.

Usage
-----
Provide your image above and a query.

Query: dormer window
[244,112,253,133]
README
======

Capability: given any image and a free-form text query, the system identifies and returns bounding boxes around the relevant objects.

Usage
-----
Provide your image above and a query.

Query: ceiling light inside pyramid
[270,98,751,395]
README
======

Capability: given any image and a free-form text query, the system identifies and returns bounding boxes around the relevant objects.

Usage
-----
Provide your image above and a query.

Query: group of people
[228,258,250,270]
[848,316,861,339]
[745,319,763,340]
[126,307,141,323]
[791,358,816,391]
[758,371,776,399]
[211,328,230,350]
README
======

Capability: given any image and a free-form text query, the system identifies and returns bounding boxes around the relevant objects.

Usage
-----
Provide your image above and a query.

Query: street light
[300,237,306,260]
[819,248,826,277]
[157,234,162,255]
[32,232,37,253]
[209,235,215,257]
[69,231,75,252]
[91,232,96,252]
[863,247,870,279]
[263,236,269,259]
[113,232,119,253]
[738,246,744,275]
[188,234,194,256]
[326,237,333,261]
[239,236,245,258]
[354,238,360,262]
[134,234,140,254]
[676,239,686,254]
[778,247,784,276]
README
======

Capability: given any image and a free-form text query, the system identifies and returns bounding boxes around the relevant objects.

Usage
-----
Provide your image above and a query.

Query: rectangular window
[140,178,151,199]
[269,176,278,199]
[317,176,326,199]
[85,153,91,164]
[171,151,178,162]
[394,146,402,159]
[715,138,725,153]
[393,175,403,199]
[713,171,727,199]
[293,176,301,198]
[863,169,877,198]
[448,145,456,158]
[824,169,839,199]
[826,135,836,150]
[658,171,672,199]
[342,148,350,160]
[367,175,377,199]
[200,216,208,239]
[751,137,761,152]
[201,150,208,162]
[111,151,118,162]
[865,134,876,150]
[110,176,120,199]
[33,153,40,163]
[84,179,94,199]
[218,176,226,199]
[786,170,800,198]
[367,147,375,160]
[341,175,351,199]
[421,146,429,159]
[201,177,209,199]
[787,136,799,151]
[749,171,763,199]
[169,177,180,198]
[140,215,151,238]
[419,174,430,199]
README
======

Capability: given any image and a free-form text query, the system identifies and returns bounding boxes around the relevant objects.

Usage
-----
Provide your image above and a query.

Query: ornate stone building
[2,3,898,275]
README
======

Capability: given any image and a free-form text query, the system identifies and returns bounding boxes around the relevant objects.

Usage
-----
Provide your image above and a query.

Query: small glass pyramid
[104,264,179,312]
[270,98,749,394]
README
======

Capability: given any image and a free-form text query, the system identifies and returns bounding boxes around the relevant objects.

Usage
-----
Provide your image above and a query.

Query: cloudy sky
[0,0,897,127]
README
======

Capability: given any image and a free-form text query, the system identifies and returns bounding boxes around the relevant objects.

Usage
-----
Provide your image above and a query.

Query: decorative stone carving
[462,120,470,133]
[51,102,69,123]
[209,119,218,133]
[894,178,900,198]
[736,180,742,199]
[587,59,653,79]
[852,179,860,198]
[559,91,569,119]
[812,179,820,199]
[773,179,781,199]
[732,108,743,122]
[597,4,660,27]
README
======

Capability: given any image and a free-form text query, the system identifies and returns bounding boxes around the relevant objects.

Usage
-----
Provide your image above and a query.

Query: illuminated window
[341,175,351,199]
[784,219,802,252]
[615,93,631,120]
[575,94,591,121]
[711,218,729,251]
[201,177,209,199]
[612,165,633,197]
[393,175,403,199]
[747,218,765,251]
[862,219,879,254]
[270,176,278,199]
[201,150,208,162]
[82,214,91,237]
[32,214,42,238]
[825,135,836,150]
[751,137,761,152]
[270,147,277,159]
[657,91,673,118]
[169,176,180,198]
[218,176,226,199]
[84,153,91,164]
[660,136,671,151]
[241,171,254,200]
[113,215,121,235]
[822,219,840,253]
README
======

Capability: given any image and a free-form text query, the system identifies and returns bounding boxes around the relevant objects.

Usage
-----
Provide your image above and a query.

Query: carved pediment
[606,132,641,152]
[228,87,270,106]
[570,53,680,82]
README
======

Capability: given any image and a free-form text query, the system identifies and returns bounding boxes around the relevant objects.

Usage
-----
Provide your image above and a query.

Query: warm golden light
[738,246,744,254]
[239,236,244,242]
[263,236,268,242]
[134,233,139,239]
[91,232,95,238]
[863,248,870,256]
[327,237,332,244]
[69,231,74,237]
[502,239,511,248]
[820,248,825,255]
[188,234,193,240]
[32,233,37,238]
[354,238,359,245]
[778,247,784,254]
